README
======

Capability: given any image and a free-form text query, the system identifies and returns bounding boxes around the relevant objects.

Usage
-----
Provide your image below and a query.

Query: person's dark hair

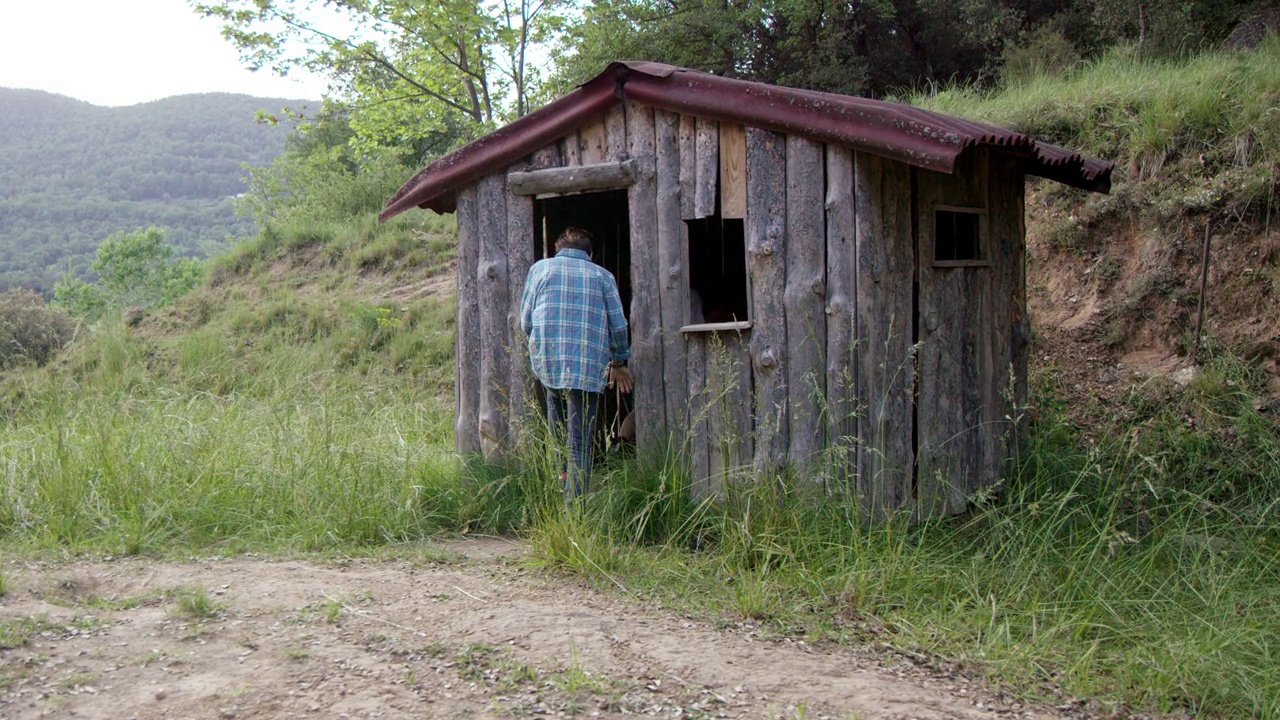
[555,226,593,254]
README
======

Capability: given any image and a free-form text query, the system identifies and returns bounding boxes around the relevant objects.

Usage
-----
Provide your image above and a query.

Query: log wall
[453,104,1024,518]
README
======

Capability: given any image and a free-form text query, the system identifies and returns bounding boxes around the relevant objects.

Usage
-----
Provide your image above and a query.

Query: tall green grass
[913,37,1280,224]
[523,354,1280,718]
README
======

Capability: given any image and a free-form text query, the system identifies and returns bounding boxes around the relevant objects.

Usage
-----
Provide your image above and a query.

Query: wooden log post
[686,335,711,498]
[626,100,666,459]
[679,115,697,219]
[506,158,536,447]
[657,110,689,448]
[706,330,754,488]
[854,153,914,518]
[477,173,512,459]
[694,118,718,219]
[784,136,827,478]
[455,186,482,456]
[746,127,788,478]
[825,145,858,491]
[508,161,636,197]
[604,104,627,160]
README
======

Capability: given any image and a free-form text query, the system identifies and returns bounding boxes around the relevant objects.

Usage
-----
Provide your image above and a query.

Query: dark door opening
[534,190,631,317]
[531,190,633,456]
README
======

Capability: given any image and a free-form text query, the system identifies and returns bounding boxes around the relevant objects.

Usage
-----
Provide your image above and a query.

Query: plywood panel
[746,127,788,477]
[854,153,913,518]
[784,136,826,476]
[720,123,747,219]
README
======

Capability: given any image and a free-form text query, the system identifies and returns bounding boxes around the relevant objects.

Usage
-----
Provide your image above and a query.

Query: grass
[514,351,1280,718]
[4,284,1276,715]
[2,39,1277,717]
[912,36,1280,234]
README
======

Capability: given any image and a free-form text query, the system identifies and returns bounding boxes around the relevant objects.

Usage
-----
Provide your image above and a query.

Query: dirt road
[1,539,1082,719]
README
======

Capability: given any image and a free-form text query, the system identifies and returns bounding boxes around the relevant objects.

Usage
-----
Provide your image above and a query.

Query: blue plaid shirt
[520,248,630,392]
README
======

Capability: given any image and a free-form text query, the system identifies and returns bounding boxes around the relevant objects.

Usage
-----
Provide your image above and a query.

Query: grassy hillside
[0,89,309,293]
[2,40,1279,719]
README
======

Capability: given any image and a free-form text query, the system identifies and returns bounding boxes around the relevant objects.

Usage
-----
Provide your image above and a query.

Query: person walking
[519,226,632,499]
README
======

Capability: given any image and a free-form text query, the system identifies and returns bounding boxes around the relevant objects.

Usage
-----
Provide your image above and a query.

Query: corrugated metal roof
[380,61,1113,220]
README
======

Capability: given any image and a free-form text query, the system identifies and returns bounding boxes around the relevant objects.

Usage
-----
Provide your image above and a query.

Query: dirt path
[1,540,1080,720]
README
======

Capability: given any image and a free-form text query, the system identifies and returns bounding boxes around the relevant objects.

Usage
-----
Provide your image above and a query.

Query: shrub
[0,289,76,369]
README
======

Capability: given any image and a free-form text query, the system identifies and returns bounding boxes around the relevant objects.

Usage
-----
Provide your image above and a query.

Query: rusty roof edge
[620,69,966,174]
[378,71,623,221]
[380,61,1115,221]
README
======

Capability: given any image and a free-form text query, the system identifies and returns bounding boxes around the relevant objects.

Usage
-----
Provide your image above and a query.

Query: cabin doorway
[531,189,633,456]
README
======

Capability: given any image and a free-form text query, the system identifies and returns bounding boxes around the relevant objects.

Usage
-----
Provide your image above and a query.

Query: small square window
[935,209,983,263]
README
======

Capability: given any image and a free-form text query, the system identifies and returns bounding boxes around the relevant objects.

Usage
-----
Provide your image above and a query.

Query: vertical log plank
[686,335,711,499]
[854,153,914,518]
[561,131,582,166]
[825,145,857,489]
[604,104,627,160]
[679,115,697,219]
[916,150,990,516]
[987,154,1026,493]
[477,173,511,459]
[626,100,666,458]
[530,143,562,170]
[784,136,826,476]
[656,110,689,445]
[506,159,536,445]
[707,331,754,485]
[694,118,718,219]
[746,127,788,477]
[455,186,482,456]
[579,118,607,165]
[720,124,748,220]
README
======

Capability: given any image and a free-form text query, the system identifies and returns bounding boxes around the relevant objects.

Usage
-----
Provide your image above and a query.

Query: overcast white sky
[0,0,330,106]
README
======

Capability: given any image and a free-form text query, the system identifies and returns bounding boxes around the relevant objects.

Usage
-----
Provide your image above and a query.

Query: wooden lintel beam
[508,159,636,197]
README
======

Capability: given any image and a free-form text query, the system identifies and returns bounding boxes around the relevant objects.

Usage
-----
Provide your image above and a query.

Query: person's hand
[608,366,632,394]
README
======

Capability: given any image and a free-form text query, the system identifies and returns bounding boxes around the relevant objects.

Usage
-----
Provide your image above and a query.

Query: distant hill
[0,88,311,293]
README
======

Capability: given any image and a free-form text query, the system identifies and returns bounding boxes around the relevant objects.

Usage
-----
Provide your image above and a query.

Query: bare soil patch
[1,540,1090,720]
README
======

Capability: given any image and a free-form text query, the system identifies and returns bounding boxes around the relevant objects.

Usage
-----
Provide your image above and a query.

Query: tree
[552,0,1023,99]
[191,0,572,155]
[0,289,75,369]
[54,227,205,319]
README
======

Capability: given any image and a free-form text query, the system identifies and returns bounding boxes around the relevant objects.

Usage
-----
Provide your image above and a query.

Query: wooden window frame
[931,205,990,268]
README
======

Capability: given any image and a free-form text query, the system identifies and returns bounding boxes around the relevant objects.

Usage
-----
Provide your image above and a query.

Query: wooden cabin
[380,61,1113,517]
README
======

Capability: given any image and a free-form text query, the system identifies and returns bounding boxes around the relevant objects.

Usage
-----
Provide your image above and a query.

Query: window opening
[934,208,984,264]
[685,216,749,330]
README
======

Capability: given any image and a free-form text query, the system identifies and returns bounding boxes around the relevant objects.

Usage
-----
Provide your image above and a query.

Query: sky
[0,0,330,106]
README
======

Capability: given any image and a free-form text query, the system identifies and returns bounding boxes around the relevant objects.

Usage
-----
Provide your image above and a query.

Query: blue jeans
[544,388,600,499]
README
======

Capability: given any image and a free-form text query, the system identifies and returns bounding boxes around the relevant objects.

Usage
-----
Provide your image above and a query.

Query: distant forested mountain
[0,89,309,293]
